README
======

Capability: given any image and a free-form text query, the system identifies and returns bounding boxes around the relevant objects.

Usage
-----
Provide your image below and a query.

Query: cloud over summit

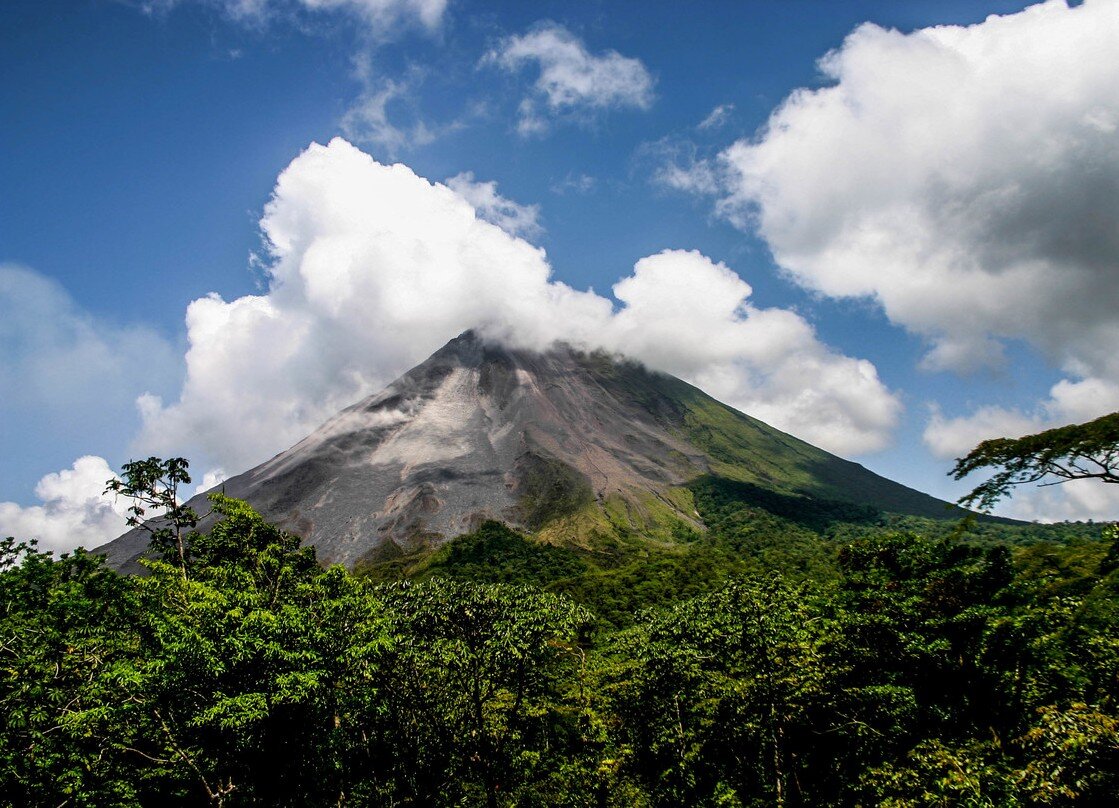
[3,139,903,552]
[136,138,901,478]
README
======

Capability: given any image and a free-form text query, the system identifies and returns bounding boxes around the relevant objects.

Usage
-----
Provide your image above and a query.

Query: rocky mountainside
[100,331,967,570]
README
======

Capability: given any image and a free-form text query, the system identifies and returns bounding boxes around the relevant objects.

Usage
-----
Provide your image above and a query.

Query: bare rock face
[99,330,961,570]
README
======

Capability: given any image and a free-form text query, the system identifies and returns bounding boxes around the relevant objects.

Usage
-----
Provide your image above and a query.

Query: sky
[3,0,1119,553]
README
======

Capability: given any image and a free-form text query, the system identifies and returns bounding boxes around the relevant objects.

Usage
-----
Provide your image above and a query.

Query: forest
[3,459,1119,806]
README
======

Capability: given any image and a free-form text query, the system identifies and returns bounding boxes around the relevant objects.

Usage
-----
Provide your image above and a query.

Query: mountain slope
[100,331,969,569]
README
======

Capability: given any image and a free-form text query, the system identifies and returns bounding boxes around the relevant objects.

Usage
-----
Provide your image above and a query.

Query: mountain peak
[100,332,966,570]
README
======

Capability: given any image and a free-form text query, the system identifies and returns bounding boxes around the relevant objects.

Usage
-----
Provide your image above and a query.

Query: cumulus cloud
[0,457,131,555]
[142,0,447,35]
[193,468,229,496]
[0,266,183,554]
[0,453,230,556]
[135,137,900,475]
[1000,478,1119,524]
[724,1,1119,372]
[709,0,1119,381]
[4,139,903,550]
[483,22,654,135]
[607,250,901,454]
[924,406,1039,463]
[133,138,613,471]
[445,172,543,240]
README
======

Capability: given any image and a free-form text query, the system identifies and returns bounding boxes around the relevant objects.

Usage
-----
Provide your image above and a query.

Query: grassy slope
[577,351,990,520]
[675,378,973,519]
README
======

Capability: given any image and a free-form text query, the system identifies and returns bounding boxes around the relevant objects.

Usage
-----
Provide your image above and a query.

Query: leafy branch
[951,412,1119,511]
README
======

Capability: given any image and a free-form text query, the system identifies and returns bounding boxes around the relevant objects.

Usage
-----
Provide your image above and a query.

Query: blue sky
[3,0,1118,551]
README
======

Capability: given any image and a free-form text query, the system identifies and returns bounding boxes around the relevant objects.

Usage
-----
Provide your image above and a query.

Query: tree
[0,538,143,806]
[1018,703,1119,805]
[831,534,1018,804]
[105,457,200,575]
[126,494,391,807]
[612,576,829,806]
[376,578,592,807]
[951,412,1119,512]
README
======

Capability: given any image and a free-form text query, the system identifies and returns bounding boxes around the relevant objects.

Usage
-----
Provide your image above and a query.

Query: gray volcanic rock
[99,330,967,571]
[102,332,704,569]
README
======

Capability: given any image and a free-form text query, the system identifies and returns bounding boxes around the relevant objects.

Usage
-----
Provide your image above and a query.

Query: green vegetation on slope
[577,350,981,521]
[358,471,1100,631]
[513,452,596,530]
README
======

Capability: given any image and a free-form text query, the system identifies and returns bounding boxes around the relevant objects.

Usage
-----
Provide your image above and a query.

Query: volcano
[100,331,965,570]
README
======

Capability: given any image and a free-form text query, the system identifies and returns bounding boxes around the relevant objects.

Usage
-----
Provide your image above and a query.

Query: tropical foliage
[3,462,1118,805]
[952,412,1119,511]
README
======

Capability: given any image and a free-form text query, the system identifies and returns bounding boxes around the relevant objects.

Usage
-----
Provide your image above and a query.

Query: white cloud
[0,453,226,556]
[4,140,903,550]
[924,377,1119,460]
[193,468,228,496]
[923,406,1039,463]
[0,266,182,554]
[142,0,447,35]
[340,55,474,158]
[700,0,1119,520]
[0,457,131,555]
[1001,478,1119,524]
[698,103,734,131]
[445,172,543,240]
[301,0,446,31]
[135,137,901,476]
[607,250,902,455]
[140,2,452,154]
[640,136,723,196]
[340,74,437,158]
[133,138,613,471]
[656,156,720,196]
[710,0,1119,387]
[483,22,654,135]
